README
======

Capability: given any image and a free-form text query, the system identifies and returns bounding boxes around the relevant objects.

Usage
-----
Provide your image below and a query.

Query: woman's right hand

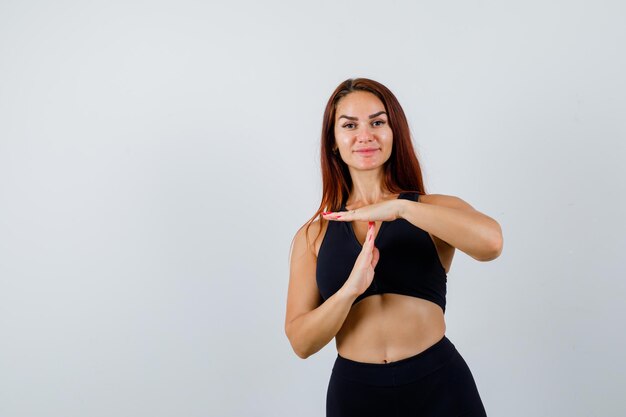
[343,222,380,297]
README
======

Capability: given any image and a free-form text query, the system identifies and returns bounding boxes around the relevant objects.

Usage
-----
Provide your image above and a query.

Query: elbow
[285,324,313,359]
[294,347,312,360]
[480,228,503,261]
[481,243,502,261]
[288,340,313,360]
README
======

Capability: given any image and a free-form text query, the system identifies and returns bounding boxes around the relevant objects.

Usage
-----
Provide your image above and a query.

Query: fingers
[322,211,346,221]
[322,212,341,220]
[357,222,379,271]
[371,246,380,269]
[357,222,376,262]
[366,221,375,245]
[322,209,361,221]
[363,222,378,259]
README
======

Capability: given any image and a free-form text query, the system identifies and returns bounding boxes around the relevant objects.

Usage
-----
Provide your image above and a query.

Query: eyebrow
[338,111,387,121]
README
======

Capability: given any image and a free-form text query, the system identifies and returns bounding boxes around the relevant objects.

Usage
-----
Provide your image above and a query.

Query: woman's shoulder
[292,217,330,258]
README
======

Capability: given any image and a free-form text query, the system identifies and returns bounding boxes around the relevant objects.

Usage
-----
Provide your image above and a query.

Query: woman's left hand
[322,199,404,223]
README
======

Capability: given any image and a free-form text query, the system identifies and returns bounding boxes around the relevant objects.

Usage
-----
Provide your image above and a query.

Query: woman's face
[333,91,393,172]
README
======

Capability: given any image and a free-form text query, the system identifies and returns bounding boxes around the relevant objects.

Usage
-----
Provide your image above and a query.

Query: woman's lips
[354,148,380,155]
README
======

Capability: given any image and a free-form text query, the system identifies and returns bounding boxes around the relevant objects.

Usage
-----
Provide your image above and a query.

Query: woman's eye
[343,123,355,129]
[372,120,385,126]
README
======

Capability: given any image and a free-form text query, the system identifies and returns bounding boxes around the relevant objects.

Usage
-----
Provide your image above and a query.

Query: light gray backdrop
[1,1,624,416]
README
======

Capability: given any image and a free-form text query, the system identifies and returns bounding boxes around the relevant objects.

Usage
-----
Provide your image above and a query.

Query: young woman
[285,78,502,417]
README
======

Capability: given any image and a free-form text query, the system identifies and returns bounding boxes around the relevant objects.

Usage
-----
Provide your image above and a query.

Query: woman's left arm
[398,194,503,261]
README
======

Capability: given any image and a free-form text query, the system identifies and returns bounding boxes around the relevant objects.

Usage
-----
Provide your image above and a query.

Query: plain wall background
[1,1,625,416]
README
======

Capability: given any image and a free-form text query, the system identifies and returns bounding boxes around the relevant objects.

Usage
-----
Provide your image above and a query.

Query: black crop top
[316,192,448,313]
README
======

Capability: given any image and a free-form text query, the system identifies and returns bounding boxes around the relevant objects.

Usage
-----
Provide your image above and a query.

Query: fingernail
[335,215,341,218]
[322,211,333,215]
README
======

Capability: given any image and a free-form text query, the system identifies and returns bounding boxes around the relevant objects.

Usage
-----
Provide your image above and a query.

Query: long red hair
[303,78,427,252]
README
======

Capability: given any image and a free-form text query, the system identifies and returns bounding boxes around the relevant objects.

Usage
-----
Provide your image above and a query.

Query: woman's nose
[356,127,374,142]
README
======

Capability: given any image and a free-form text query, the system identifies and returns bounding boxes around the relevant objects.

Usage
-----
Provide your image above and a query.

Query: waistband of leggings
[331,335,458,387]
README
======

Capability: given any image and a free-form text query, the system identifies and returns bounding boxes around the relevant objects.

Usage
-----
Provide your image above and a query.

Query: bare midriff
[335,293,446,364]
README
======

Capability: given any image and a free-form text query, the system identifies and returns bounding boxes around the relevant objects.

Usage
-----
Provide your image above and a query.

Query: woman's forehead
[335,91,385,116]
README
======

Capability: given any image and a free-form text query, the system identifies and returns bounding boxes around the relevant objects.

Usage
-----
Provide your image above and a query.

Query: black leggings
[326,336,487,417]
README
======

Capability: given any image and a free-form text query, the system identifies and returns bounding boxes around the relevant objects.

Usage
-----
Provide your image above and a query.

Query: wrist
[397,199,411,219]
[337,286,359,302]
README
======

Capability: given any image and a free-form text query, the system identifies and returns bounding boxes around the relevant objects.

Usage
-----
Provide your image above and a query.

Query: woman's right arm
[284,221,378,359]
